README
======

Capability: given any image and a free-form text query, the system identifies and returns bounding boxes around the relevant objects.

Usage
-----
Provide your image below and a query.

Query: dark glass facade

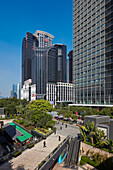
[22,31,67,100]
[47,46,57,83]
[54,44,67,83]
[22,30,58,99]
[68,50,73,83]
[22,32,34,85]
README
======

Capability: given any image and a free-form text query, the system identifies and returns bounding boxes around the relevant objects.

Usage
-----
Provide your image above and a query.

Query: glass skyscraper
[73,0,113,105]
[22,30,67,100]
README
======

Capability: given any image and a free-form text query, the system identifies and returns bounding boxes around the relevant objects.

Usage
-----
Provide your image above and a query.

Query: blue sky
[0,0,73,97]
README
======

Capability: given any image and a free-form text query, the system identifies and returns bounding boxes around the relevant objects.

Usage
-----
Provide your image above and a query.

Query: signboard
[36,94,45,100]
[44,38,48,42]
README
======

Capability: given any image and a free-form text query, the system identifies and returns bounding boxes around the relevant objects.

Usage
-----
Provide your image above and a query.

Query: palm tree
[106,139,113,151]
[79,126,87,142]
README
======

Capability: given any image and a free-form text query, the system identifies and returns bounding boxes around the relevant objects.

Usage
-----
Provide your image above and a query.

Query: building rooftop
[3,123,22,141]
[85,115,110,118]
[3,122,32,142]
[34,30,54,39]
[69,104,113,107]
[9,122,32,142]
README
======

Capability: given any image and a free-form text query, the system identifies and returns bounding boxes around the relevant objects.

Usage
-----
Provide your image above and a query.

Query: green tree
[23,100,55,128]
[106,139,113,151]
[27,99,53,112]
[79,126,87,142]
[16,104,25,115]
[0,98,28,117]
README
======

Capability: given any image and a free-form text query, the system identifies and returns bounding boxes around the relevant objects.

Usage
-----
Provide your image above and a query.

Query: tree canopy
[23,100,54,128]
[69,106,113,119]
[26,99,53,112]
[0,98,28,117]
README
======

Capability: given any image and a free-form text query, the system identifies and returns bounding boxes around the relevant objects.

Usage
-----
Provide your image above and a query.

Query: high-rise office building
[17,83,21,99]
[10,84,17,98]
[22,30,68,101]
[68,50,73,83]
[22,32,34,86]
[22,30,55,99]
[73,0,113,105]
[67,58,69,83]
[54,44,67,83]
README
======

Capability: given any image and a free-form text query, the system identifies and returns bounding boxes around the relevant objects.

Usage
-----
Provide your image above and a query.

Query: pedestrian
[59,136,61,141]
[54,128,56,134]
[65,124,67,128]
[60,126,62,130]
[43,140,46,147]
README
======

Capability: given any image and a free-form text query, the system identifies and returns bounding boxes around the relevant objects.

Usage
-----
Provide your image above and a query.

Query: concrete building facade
[84,115,113,140]
[46,82,73,105]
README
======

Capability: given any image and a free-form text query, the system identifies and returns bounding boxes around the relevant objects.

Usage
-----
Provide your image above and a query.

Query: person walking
[43,140,46,147]
[60,126,62,130]
[59,136,61,141]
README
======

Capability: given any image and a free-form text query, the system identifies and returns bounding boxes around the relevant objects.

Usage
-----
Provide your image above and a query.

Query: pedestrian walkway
[0,133,65,170]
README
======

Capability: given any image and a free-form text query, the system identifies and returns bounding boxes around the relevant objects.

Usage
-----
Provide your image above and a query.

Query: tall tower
[22,30,67,101]
[22,32,34,85]
[73,0,113,105]
[54,44,67,83]
[22,30,55,99]
[68,50,73,83]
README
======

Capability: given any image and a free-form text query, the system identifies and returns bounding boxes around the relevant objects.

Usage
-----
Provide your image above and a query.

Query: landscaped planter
[27,143,34,149]
[31,129,53,139]
[13,150,22,157]
[81,142,113,158]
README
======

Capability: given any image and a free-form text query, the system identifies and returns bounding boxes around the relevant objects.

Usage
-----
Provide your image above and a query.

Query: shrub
[24,121,31,127]
[13,150,21,157]
[28,143,34,148]
[80,156,97,167]
[15,119,24,124]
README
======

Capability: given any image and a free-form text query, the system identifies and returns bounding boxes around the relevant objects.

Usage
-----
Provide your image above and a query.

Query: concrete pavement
[55,121,80,137]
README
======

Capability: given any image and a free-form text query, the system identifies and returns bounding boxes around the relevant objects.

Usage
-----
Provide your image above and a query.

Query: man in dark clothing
[43,140,46,147]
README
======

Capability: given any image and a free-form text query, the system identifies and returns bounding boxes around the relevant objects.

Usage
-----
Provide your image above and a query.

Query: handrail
[66,138,75,166]
[71,137,77,164]
[73,140,80,165]
[64,137,72,165]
